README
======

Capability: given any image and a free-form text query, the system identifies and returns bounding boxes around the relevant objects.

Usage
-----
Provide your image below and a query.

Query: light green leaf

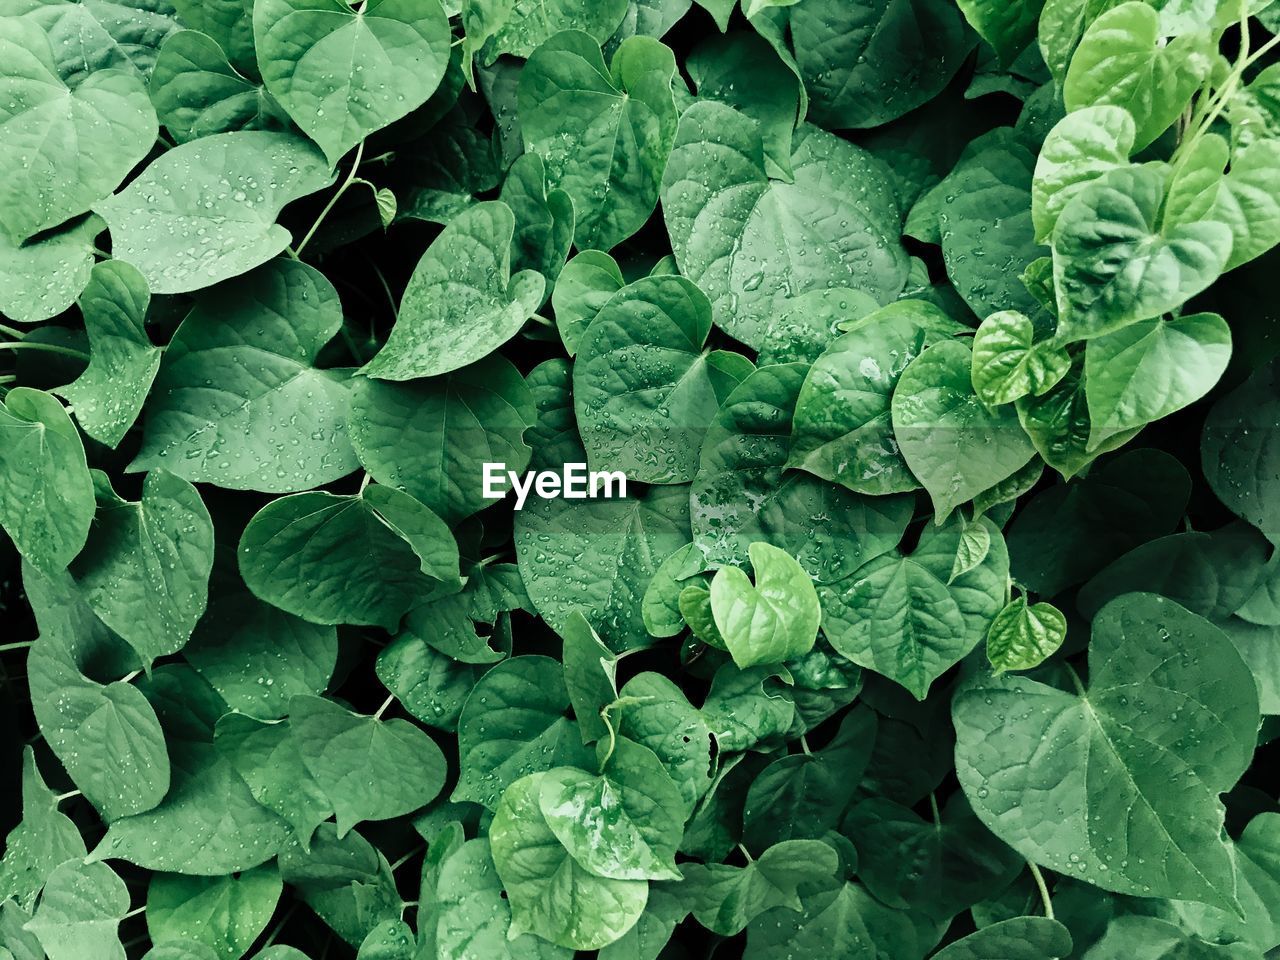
[169,0,256,76]
[616,672,714,816]
[709,542,820,669]
[289,694,446,836]
[516,483,691,651]
[950,519,993,582]
[642,543,708,640]
[893,340,1037,520]
[539,738,685,881]
[954,592,1258,908]
[500,151,574,292]
[552,249,625,356]
[350,355,535,523]
[149,30,285,143]
[1015,358,1139,478]
[681,839,839,936]
[931,916,1073,959]
[0,17,156,242]
[130,258,359,490]
[1084,312,1231,448]
[693,363,912,583]
[91,741,290,874]
[0,748,87,911]
[453,656,590,810]
[94,130,332,294]
[574,275,728,484]
[491,772,649,950]
[355,920,413,960]
[0,214,99,323]
[790,0,974,128]
[788,300,965,495]
[756,287,880,367]
[362,201,543,380]
[254,0,450,165]
[520,31,677,250]
[700,662,795,753]
[662,100,908,350]
[1210,137,1280,271]
[56,260,159,447]
[25,860,128,960]
[238,485,458,630]
[0,388,94,576]
[970,310,1071,407]
[146,866,281,960]
[1081,915,1257,959]
[561,611,618,743]
[986,595,1068,671]
[1063,1,1212,149]
[1032,105,1135,243]
[482,0,628,62]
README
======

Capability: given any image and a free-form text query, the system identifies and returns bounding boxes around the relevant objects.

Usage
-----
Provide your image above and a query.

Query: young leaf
[0,388,94,576]
[361,202,544,380]
[1031,105,1135,243]
[490,772,649,951]
[0,17,156,243]
[94,131,332,294]
[971,310,1071,407]
[520,31,678,250]
[954,592,1259,908]
[986,595,1068,671]
[130,258,360,491]
[709,542,821,669]
[254,0,450,166]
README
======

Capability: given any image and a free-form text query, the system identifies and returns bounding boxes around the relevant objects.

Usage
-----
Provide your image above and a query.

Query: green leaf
[130,258,359,490]
[0,17,156,242]
[149,30,284,144]
[0,387,94,576]
[91,741,290,874]
[254,0,450,165]
[375,633,488,731]
[277,824,400,946]
[146,866,281,960]
[561,611,618,743]
[790,0,975,128]
[893,340,1038,520]
[986,595,1068,671]
[1084,312,1232,448]
[642,543,708,640]
[490,772,649,950]
[516,483,691,651]
[453,656,590,810]
[56,260,159,447]
[433,838,572,960]
[1080,915,1258,959]
[362,202,543,380]
[957,0,1044,66]
[931,916,1073,959]
[616,672,714,816]
[1063,2,1212,149]
[1210,137,1280,272]
[539,738,685,881]
[742,879,929,959]
[1202,358,1280,542]
[757,287,881,367]
[94,131,332,294]
[1016,358,1139,479]
[25,860,128,960]
[169,0,256,77]
[355,920,414,960]
[820,515,1008,699]
[788,300,966,495]
[483,0,627,61]
[693,362,912,583]
[970,310,1071,407]
[0,214,99,323]
[574,275,728,484]
[661,100,908,350]
[709,542,820,669]
[0,748,87,911]
[69,470,213,666]
[954,592,1259,908]
[238,485,457,630]
[1032,105,1135,244]
[552,249,625,356]
[350,355,535,523]
[500,151,574,292]
[681,839,839,936]
[1052,165,1232,342]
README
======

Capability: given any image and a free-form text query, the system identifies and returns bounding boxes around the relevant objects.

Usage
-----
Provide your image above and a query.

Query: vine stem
[0,322,26,339]
[1028,862,1055,920]
[0,641,34,652]
[0,341,90,361]
[293,140,366,259]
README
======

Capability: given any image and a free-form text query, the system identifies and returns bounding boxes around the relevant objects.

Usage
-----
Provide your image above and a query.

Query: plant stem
[0,375,16,385]
[294,141,366,259]
[929,792,942,828]
[736,843,755,864]
[1028,862,1055,920]
[122,905,146,921]
[262,905,295,948]
[0,322,26,339]
[390,844,425,872]
[120,670,141,684]
[0,641,33,652]
[54,789,81,803]
[373,693,395,720]
[799,733,812,756]
[0,341,90,361]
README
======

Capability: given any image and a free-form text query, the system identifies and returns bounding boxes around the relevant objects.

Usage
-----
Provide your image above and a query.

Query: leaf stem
[262,905,295,948]
[799,733,812,756]
[294,140,366,259]
[0,375,16,385]
[120,670,141,684]
[1028,861,1055,919]
[390,844,425,872]
[54,789,81,803]
[929,792,941,828]
[0,341,90,361]
[0,322,26,339]
[122,905,146,921]
[736,842,755,864]
[0,641,34,652]
[360,471,373,493]
[373,693,395,720]
[1065,663,1087,697]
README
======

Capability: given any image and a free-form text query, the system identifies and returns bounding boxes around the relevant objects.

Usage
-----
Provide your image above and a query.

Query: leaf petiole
[293,140,367,259]
[0,341,90,361]
[1028,861,1055,920]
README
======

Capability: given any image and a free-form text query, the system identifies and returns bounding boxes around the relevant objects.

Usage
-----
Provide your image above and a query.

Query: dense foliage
[2,0,1280,958]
